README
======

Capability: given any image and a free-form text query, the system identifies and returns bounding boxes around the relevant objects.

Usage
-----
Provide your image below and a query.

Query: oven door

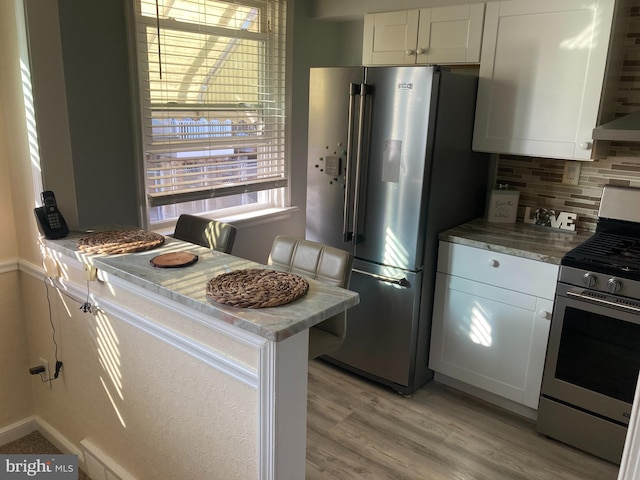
[541,283,640,425]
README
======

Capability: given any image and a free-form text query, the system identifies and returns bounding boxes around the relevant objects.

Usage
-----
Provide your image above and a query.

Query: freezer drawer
[326,261,422,387]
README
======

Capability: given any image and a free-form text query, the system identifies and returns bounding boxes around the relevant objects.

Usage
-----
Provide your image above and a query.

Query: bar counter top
[44,231,359,342]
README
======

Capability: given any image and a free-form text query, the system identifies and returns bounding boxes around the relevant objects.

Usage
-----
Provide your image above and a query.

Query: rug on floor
[0,431,91,480]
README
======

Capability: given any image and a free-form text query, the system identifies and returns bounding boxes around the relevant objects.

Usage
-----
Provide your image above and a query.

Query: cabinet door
[429,272,553,409]
[472,0,615,160]
[416,4,485,64]
[362,10,419,66]
[524,298,553,408]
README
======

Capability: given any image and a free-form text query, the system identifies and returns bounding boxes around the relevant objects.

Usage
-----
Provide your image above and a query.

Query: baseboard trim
[434,372,538,421]
[0,416,138,478]
[80,438,137,480]
[0,417,37,446]
[0,416,83,465]
[34,416,84,462]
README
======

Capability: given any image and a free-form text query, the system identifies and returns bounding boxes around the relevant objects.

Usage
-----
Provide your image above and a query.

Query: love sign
[523,207,577,232]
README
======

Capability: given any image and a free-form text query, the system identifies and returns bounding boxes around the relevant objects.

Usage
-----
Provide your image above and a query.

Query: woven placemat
[78,229,165,254]
[206,268,309,308]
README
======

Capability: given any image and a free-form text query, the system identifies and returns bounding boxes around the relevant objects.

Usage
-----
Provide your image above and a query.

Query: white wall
[0,271,32,431]
[0,0,36,432]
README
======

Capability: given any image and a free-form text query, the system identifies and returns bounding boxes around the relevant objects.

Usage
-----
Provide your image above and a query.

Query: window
[131,0,287,226]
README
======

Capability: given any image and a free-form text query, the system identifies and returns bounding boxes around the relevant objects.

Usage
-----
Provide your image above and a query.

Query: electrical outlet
[43,255,60,278]
[39,357,51,388]
[83,264,98,281]
[562,161,582,186]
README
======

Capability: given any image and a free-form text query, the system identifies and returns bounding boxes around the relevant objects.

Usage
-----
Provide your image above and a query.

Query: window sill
[217,206,299,229]
[152,206,299,236]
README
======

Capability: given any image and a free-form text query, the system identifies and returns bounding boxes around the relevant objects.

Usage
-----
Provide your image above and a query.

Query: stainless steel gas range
[538,185,640,464]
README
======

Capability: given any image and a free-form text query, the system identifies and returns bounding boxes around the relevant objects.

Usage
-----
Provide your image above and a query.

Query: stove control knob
[582,273,597,288]
[608,278,623,294]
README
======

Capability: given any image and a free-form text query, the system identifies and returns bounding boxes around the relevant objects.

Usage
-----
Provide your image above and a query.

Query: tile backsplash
[494,1,640,233]
[495,154,640,232]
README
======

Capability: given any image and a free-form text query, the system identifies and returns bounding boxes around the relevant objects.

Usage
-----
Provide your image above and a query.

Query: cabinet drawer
[436,241,558,299]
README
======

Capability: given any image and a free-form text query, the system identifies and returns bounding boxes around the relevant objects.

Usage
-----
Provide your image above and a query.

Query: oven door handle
[566,289,640,314]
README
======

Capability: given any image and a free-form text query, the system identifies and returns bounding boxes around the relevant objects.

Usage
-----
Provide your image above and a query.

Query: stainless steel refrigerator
[306,66,489,395]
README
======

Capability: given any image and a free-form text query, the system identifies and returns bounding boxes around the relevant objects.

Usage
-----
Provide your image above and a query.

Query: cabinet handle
[539,310,551,320]
[579,142,592,150]
[405,49,415,56]
[416,48,425,55]
[487,259,499,267]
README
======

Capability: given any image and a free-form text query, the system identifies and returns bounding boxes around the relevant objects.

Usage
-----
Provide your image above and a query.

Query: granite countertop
[439,218,594,265]
[44,231,359,342]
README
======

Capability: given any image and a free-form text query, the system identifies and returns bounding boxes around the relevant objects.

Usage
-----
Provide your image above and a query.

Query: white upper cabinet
[362,4,486,66]
[472,0,616,160]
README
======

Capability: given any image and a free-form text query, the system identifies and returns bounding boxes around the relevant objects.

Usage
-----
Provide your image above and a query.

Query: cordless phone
[34,191,69,239]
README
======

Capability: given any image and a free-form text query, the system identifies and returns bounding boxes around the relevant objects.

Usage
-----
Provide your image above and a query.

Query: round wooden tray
[150,252,198,268]
[77,229,165,254]
[206,268,309,308]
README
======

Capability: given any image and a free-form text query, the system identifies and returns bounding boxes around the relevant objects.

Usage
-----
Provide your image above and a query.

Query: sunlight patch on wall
[20,60,41,175]
[96,310,127,428]
[99,376,127,429]
[15,0,44,199]
[96,310,123,398]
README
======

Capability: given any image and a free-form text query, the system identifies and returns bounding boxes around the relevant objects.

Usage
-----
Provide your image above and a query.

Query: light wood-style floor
[306,360,619,480]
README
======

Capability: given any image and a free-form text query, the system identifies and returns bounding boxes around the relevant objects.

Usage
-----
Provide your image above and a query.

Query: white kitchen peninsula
[41,232,359,480]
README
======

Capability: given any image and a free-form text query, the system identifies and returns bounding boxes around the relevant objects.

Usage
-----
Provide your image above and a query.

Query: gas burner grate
[617,243,640,260]
[563,233,640,277]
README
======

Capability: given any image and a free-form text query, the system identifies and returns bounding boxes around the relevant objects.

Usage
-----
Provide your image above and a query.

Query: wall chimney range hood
[592,112,640,142]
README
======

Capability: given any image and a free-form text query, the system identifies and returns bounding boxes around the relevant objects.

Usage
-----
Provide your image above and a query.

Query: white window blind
[132,0,287,220]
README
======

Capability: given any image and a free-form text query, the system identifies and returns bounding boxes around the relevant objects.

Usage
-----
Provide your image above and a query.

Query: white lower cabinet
[429,242,558,409]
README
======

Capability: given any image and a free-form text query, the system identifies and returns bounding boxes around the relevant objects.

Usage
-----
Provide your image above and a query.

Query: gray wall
[27,0,139,229]
[57,0,139,228]
[289,2,362,222]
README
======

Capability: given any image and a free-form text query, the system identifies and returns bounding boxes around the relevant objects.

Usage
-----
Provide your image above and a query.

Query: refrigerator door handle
[343,83,361,242]
[351,83,369,246]
[353,268,410,288]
